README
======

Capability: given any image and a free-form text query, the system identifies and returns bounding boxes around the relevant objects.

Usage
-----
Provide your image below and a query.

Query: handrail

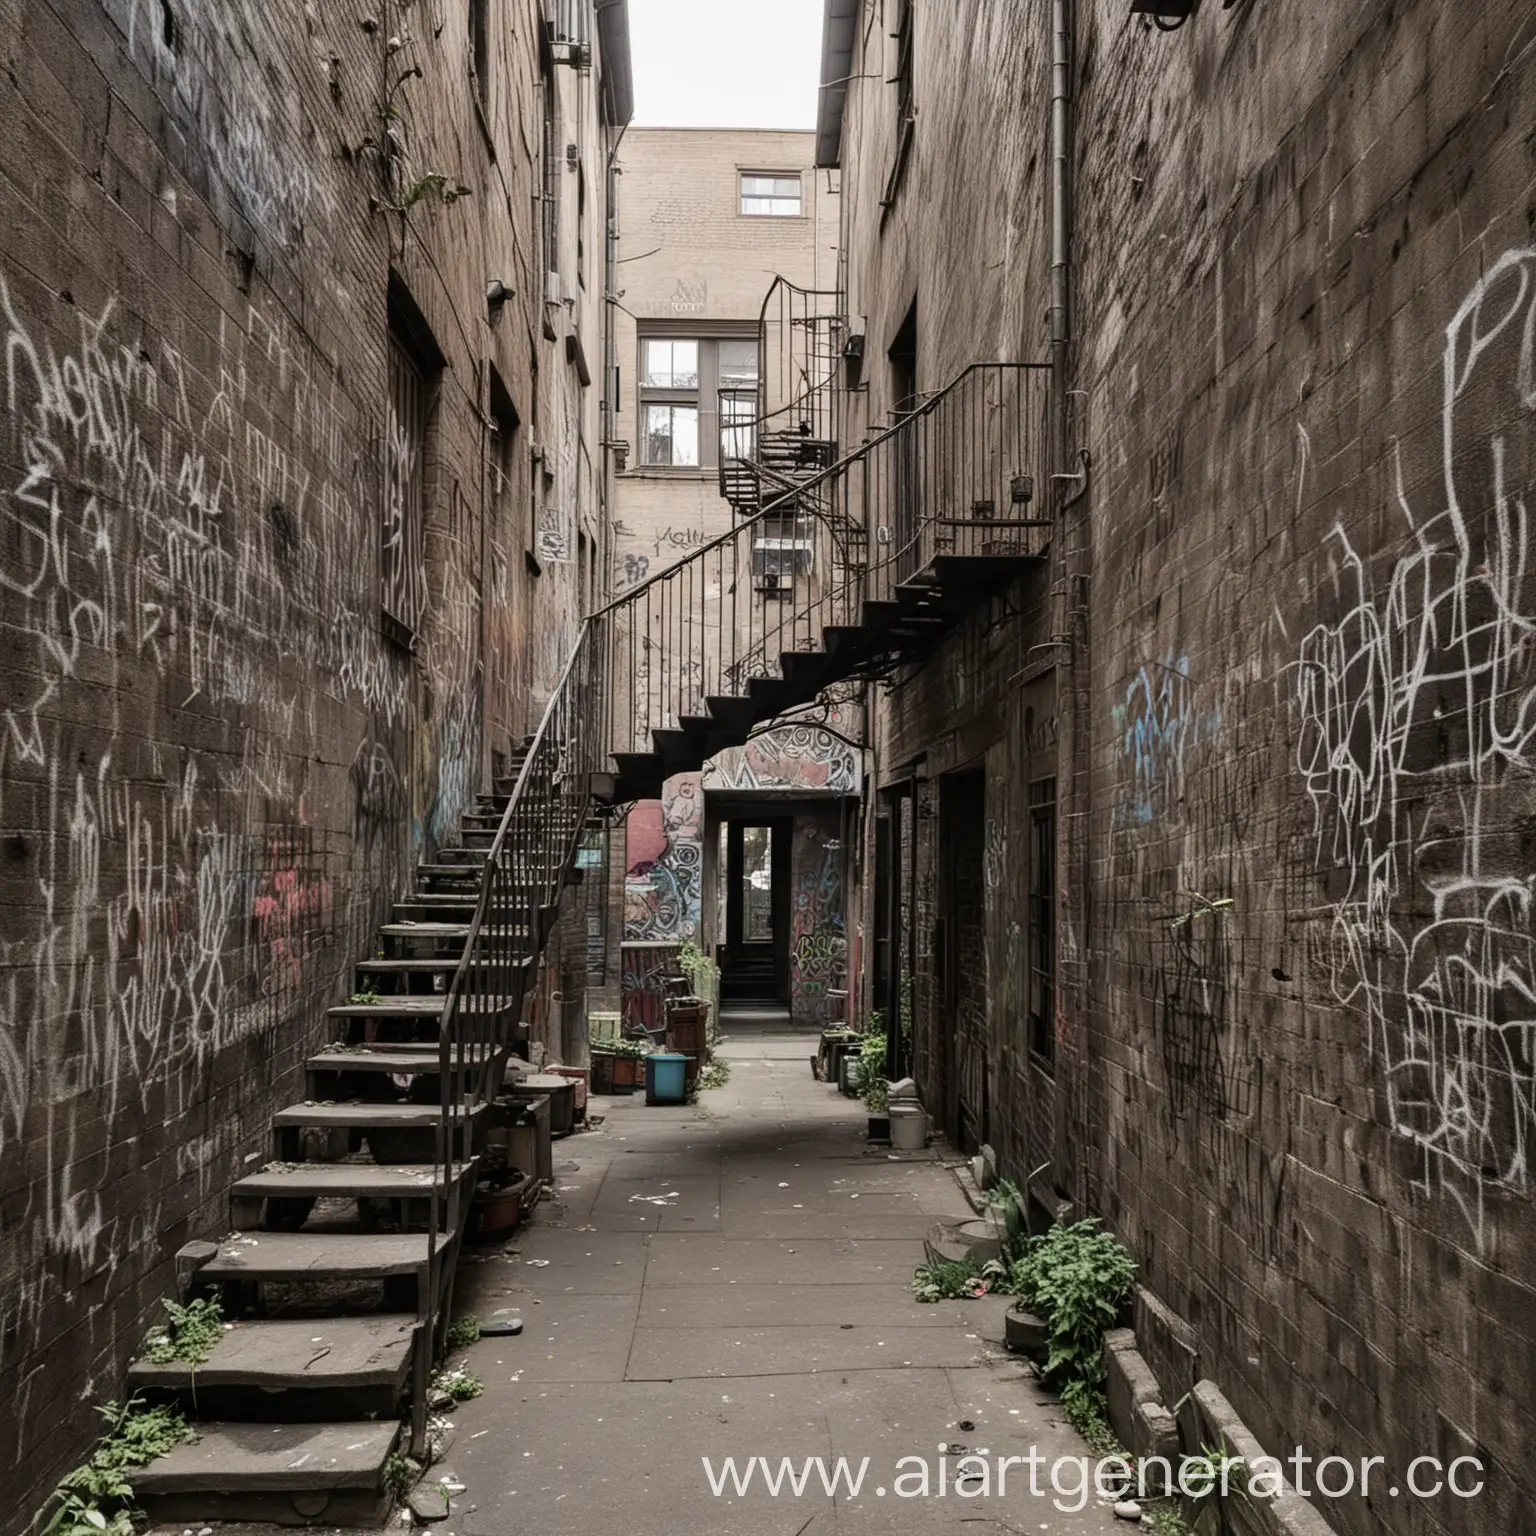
[419,617,600,1452]
[595,360,1049,619]
[600,360,1052,763]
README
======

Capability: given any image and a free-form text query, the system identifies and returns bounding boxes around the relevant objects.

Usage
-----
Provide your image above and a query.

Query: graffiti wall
[623,775,703,940]
[705,717,861,794]
[789,807,845,1027]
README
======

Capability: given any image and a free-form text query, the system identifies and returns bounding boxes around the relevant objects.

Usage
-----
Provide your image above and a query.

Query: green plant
[695,1058,731,1092]
[41,1400,196,1536]
[1059,1382,1127,1460]
[445,1316,481,1350]
[608,1036,654,1058]
[911,1248,985,1302]
[1147,1502,1193,1536]
[383,1451,418,1500]
[977,1177,1029,1264]
[434,1366,483,1402]
[399,172,472,210]
[140,1295,225,1365]
[1182,1440,1250,1534]
[1012,1218,1135,1394]
[858,1029,889,1115]
[350,989,383,1005]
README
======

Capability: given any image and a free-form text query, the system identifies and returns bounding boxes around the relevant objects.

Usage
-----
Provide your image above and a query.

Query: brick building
[814,1,1536,1533]
[607,129,859,1030]
[0,0,628,1516]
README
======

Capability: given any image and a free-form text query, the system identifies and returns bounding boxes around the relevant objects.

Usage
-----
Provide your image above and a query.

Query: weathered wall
[832,2,1536,1531]
[0,0,614,1514]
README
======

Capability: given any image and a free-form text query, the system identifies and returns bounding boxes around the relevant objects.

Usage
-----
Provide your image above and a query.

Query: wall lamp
[1131,0,1199,25]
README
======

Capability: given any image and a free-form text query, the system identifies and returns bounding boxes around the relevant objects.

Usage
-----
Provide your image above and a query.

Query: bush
[1011,1218,1135,1394]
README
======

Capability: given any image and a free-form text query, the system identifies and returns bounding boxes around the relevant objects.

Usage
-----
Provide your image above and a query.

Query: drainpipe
[1048,0,1071,464]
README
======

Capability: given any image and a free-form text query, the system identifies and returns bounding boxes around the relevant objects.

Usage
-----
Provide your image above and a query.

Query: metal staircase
[600,359,1053,803]
[131,632,607,1527]
[718,277,845,519]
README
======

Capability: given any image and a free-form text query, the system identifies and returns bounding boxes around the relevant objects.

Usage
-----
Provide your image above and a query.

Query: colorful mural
[704,720,860,793]
[623,774,702,939]
[790,809,846,1026]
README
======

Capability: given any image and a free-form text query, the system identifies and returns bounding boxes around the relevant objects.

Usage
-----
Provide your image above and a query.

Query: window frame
[634,330,759,472]
[739,170,805,218]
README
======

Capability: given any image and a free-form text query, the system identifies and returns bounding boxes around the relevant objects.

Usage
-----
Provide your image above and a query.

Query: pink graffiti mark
[251,836,333,995]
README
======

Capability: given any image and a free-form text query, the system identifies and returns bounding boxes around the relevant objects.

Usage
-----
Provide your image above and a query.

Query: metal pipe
[1049,0,1072,397]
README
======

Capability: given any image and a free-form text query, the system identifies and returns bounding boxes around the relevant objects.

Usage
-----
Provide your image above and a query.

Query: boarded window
[384,337,429,642]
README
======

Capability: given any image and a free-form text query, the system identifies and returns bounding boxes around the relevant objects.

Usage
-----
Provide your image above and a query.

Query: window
[718,339,759,461]
[541,62,560,275]
[384,337,429,642]
[636,335,758,469]
[1028,776,1057,1064]
[740,172,803,217]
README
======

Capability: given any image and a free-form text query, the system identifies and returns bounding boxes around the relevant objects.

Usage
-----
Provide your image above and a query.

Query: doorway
[719,817,792,1008]
[939,770,988,1152]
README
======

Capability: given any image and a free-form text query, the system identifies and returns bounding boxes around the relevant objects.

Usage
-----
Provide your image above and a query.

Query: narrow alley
[4,2,1534,1535]
[441,1021,1126,1536]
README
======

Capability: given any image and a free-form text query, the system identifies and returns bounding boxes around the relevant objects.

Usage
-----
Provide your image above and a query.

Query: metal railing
[604,361,1051,756]
[418,619,606,1450]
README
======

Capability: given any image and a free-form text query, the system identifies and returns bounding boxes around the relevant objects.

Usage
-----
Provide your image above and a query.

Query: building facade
[608,129,858,1030]
[0,0,627,1514]
[819,2,1535,1534]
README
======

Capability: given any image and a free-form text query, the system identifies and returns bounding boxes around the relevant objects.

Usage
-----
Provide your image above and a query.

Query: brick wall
[0,0,616,1515]
[833,3,1536,1532]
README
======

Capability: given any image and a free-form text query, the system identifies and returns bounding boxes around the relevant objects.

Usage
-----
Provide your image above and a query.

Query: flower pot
[468,1174,532,1240]
[589,1050,615,1095]
[1004,1307,1049,1359]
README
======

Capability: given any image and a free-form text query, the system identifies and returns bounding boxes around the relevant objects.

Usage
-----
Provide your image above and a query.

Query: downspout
[1048,0,1071,457]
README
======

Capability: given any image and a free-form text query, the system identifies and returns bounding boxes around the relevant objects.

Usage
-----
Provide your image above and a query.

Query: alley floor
[428,1024,1130,1536]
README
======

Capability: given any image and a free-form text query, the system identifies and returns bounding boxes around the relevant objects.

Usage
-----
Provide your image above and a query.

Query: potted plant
[608,1037,650,1094]
[589,1046,615,1095]
[859,1026,890,1139]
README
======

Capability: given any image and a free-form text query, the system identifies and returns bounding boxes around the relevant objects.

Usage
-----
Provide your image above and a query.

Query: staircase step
[307,1046,499,1076]
[232,1160,471,1201]
[272,1100,487,1132]
[327,997,447,1021]
[377,922,530,941]
[128,1314,416,1399]
[391,900,477,922]
[132,1419,400,1528]
[196,1229,446,1284]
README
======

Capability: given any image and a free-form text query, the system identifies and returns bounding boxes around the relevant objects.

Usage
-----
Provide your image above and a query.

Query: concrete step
[271,1101,485,1133]
[232,1159,470,1203]
[326,997,447,1022]
[128,1315,417,1421]
[133,1419,400,1528]
[307,1047,498,1076]
[193,1230,446,1285]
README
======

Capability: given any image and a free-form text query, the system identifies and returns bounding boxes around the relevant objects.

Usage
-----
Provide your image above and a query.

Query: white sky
[628,0,824,130]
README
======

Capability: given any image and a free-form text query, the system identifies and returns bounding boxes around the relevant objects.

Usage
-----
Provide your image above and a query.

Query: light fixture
[1131,0,1199,26]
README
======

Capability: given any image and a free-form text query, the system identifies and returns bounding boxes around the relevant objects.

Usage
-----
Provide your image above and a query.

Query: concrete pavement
[439,1026,1134,1535]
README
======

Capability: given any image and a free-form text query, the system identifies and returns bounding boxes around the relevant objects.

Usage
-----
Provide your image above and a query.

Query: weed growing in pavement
[911,1248,985,1302]
[446,1316,482,1349]
[40,1399,196,1536]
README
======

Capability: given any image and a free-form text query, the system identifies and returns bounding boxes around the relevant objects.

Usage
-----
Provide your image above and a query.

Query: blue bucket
[645,1052,689,1105]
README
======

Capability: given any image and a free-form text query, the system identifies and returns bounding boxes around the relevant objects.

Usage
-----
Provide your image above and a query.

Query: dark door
[940,771,988,1152]
[721,818,792,1006]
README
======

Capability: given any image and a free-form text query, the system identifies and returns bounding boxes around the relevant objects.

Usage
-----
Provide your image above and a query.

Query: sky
[627,0,824,130]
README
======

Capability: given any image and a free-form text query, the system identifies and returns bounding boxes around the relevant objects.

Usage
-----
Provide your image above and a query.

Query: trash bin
[645,1052,689,1105]
[889,1102,927,1150]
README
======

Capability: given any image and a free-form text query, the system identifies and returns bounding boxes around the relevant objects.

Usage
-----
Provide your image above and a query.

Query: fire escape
[128,289,1052,1524]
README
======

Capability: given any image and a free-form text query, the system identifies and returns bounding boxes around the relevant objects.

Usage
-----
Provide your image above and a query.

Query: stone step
[307,1046,499,1077]
[326,997,447,1022]
[128,1315,417,1415]
[232,1160,470,1202]
[133,1419,400,1529]
[194,1230,446,1285]
[271,1101,485,1133]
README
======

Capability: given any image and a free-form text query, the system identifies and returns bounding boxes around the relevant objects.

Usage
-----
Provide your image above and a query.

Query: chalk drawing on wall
[1292,246,1536,1247]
